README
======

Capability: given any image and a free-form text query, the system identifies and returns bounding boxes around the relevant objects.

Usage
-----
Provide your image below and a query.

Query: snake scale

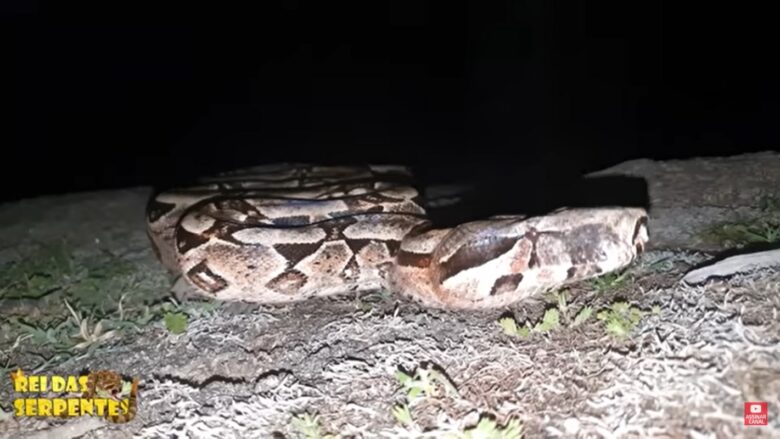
[146,163,649,309]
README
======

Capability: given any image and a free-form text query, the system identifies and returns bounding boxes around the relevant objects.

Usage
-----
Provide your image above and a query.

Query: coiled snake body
[146,164,648,309]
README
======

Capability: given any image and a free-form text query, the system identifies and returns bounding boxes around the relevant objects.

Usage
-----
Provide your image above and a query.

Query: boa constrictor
[146,164,649,310]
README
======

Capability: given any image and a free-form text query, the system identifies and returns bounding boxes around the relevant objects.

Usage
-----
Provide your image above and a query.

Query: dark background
[5,1,779,204]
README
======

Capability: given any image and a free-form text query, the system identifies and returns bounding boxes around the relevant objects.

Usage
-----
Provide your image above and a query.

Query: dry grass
[3,252,777,438]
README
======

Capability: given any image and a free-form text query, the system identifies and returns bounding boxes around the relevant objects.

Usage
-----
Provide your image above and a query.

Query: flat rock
[588,150,780,250]
[682,248,780,284]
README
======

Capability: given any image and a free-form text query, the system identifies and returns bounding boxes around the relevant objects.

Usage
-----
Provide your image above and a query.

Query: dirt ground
[1,151,779,438]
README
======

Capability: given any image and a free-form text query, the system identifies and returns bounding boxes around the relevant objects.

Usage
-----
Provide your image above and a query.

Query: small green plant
[9,317,74,350]
[106,295,158,333]
[596,301,647,339]
[534,308,560,333]
[499,290,592,337]
[756,193,780,213]
[572,306,593,327]
[700,192,780,247]
[64,299,118,350]
[700,220,780,247]
[391,363,459,431]
[390,365,522,437]
[163,312,188,334]
[645,256,675,273]
[291,413,337,439]
[395,363,459,402]
[497,308,559,337]
[0,242,140,306]
[552,290,592,327]
[0,242,77,300]
[500,293,649,340]
[456,416,524,439]
[588,270,632,292]
[153,297,221,335]
[354,289,394,312]
[498,316,530,338]
[5,316,84,372]
[391,403,414,427]
[5,298,124,356]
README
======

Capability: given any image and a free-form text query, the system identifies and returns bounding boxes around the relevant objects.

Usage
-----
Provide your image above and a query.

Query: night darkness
[6,1,779,204]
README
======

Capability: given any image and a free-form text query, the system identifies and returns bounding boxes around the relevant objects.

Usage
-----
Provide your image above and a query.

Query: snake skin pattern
[146,163,649,309]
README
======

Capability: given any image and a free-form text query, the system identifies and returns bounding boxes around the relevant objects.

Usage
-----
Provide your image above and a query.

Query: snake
[145,163,649,309]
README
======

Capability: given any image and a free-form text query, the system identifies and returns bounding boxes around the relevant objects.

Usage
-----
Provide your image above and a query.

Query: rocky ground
[0,151,779,438]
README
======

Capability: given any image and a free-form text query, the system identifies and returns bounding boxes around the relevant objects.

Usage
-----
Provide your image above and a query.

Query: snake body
[146,164,648,309]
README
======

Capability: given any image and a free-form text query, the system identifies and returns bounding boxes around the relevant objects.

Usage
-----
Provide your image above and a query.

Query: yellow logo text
[9,369,134,419]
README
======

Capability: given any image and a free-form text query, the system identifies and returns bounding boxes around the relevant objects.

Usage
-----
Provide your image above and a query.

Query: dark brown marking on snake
[319,180,377,198]
[439,236,519,281]
[340,257,361,281]
[360,191,407,204]
[402,220,434,239]
[525,229,541,268]
[338,198,360,211]
[632,216,648,242]
[384,240,402,256]
[176,227,211,253]
[273,242,323,267]
[561,224,612,265]
[201,220,248,246]
[319,216,358,241]
[527,252,539,268]
[315,243,351,273]
[396,250,433,268]
[186,261,228,294]
[267,270,308,294]
[345,239,372,254]
[327,204,385,219]
[207,199,271,226]
[146,199,177,223]
[213,198,261,215]
[270,215,312,226]
[632,216,648,254]
[489,273,524,295]
[410,194,426,209]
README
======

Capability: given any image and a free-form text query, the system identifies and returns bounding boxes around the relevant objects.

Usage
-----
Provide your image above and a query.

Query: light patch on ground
[3,262,777,438]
